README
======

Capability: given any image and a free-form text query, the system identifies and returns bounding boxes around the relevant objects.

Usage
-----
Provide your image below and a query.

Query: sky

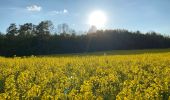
[0,0,170,34]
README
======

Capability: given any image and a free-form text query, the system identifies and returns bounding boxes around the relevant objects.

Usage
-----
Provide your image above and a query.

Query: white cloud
[49,9,68,15]
[63,9,68,13]
[50,11,60,14]
[27,5,42,12]
[72,24,75,26]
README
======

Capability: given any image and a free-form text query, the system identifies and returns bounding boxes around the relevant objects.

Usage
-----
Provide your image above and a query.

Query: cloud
[49,9,68,15]
[27,5,42,12]
[63,9,68,13]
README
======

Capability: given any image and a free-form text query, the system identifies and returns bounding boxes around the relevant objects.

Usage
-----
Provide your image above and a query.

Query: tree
[70,29,76,38]
[18,23,35,37]
[1,20,170,56]
[36,20,54,36]
[57,23,69,34]
[88,25,97,33]
[6,23,18,38]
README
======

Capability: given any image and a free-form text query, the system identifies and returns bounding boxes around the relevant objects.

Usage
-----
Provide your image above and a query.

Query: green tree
[6,23,18,39]
[36,20,54,36]
[18,23,34,37]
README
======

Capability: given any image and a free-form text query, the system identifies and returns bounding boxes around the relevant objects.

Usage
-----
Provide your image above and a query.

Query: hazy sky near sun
[0,0,170,34]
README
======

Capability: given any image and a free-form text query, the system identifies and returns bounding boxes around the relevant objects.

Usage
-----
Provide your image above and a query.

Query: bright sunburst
[88,10,107,28]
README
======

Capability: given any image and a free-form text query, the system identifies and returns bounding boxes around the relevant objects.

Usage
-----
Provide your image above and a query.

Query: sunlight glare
[88,10,107,28]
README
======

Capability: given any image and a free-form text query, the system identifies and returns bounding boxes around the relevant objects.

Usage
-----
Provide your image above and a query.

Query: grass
[45,48,170,57]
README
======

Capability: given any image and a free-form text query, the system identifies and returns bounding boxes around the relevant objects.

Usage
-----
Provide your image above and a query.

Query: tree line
[0,20,170,56]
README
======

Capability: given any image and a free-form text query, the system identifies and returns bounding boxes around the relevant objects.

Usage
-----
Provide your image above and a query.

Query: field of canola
[0,51,170,100]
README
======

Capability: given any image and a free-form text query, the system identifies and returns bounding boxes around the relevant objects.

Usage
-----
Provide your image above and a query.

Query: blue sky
[0,0,170,34]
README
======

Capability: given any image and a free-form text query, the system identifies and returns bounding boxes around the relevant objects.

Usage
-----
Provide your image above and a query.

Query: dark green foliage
[0,21,170,56]
[0,79,5,93]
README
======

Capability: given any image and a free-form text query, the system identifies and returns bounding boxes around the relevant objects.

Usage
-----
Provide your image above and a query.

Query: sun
[88,10,107,28]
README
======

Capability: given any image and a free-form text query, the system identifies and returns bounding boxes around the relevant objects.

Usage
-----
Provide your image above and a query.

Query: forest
[0,20,170,56]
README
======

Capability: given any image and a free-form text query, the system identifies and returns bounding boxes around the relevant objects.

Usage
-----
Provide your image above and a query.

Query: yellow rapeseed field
[0,51,170,100]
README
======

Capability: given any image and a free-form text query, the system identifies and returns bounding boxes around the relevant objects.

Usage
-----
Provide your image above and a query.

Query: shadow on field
[46,48,170,57]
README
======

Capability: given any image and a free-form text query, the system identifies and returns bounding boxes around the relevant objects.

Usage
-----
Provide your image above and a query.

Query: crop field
[0,49,170,100]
